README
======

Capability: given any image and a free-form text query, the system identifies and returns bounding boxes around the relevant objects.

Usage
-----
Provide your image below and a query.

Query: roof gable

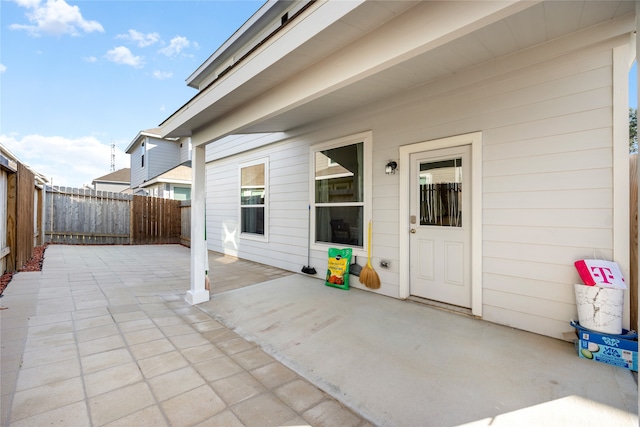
[93,168,131,184]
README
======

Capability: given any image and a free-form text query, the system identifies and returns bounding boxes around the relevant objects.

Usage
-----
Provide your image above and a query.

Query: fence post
[130,195,135,245]
[6,172,16,271]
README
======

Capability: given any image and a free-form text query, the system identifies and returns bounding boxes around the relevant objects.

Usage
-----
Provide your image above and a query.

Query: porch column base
[185,289,210,305]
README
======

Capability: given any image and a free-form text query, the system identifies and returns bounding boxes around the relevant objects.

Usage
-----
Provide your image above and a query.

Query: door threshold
[406,296,474,317]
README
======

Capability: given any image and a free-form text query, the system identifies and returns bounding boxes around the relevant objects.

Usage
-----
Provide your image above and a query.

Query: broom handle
[307,205,312,264]
[367,220,372,267]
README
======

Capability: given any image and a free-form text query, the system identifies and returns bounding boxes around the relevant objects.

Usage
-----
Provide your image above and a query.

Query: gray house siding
[129,143,145,189]
[147,137,180,182]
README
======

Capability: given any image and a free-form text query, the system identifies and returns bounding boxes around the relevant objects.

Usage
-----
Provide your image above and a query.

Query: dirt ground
[0,244,47,296]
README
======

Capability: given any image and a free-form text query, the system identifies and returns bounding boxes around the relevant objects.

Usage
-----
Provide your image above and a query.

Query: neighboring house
[125,128,192,199]
[159,0,637,340]
[92,168,130,193]
[138,161,192,200]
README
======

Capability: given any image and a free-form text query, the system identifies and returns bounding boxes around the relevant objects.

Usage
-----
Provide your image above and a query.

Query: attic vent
[281,12,288,25]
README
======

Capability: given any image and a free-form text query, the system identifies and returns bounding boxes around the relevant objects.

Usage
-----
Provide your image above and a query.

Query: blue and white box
[571,320,638,372]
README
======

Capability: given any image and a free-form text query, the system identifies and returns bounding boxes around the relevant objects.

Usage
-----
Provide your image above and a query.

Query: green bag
[325,247,352,290]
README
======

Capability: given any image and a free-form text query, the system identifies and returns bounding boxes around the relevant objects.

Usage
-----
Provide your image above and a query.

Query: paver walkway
[0,245,370,427]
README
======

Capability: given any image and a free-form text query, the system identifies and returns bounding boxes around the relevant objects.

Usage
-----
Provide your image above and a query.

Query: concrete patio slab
[0,245,368,427]
[199,274,639,427]
[0,244,636,427]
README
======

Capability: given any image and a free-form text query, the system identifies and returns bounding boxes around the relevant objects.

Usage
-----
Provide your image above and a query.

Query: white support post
[186,144,209,305]
[632,8,640,406]
[635,1,640,404]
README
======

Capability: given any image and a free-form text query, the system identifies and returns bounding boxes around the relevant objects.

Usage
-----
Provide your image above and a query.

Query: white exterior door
[409,145,471,308]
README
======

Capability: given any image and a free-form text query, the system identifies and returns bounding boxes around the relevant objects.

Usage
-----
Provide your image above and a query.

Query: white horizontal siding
[483,208,612,229]
[206,133,287,161]
[483,168,612,193]
[203,30,626,338]
[483,241,602,267]
[483,225,612,249]
[483,188,612,209]
[206,138,316,273]
[482,305,575,342]
[485,288,575,323]
[483,127,612,161]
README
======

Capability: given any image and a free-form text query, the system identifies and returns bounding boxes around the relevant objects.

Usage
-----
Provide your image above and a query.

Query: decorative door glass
[419,158,462,227]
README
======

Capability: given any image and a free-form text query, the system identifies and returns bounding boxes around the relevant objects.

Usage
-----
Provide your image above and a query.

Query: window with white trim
[240,158,268,237]
[312,133,370,248]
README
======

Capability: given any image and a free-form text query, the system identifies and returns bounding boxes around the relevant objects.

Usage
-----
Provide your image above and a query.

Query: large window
[240,158,268,237]
[312,134,370,248]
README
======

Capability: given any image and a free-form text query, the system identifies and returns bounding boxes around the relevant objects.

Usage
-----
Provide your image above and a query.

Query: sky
[0,0,263,187]
[0,1,638,187]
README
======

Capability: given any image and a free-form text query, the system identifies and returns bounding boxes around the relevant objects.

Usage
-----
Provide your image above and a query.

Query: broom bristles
[359,264,380,289]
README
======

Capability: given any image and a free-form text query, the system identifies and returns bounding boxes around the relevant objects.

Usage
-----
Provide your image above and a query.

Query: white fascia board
[94,180,129,185]
[125,130,167,154]
[0,143,20,166]
[0,153,17,172]
[0,144,48,180]
[140,179,191,188]
[126,132,147,154]
[190,0,533,146]
[186,0,286,88]
[161,0,365,142]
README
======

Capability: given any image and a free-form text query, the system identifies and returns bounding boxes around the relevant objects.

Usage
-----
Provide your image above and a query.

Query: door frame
[399,132,483,317]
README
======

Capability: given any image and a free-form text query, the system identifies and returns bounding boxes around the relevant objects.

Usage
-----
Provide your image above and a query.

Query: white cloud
[105,46,144,68]
[0,133,129,187]
[83,56,97,63]
[0,64,6,73]
[116,29,160,48]
[10,0,104,37]
[13,0,41,8]
[152,70,173,80]
[159,36,190,57]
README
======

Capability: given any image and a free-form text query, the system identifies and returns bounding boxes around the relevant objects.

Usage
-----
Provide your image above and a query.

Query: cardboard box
[571,321,638,372]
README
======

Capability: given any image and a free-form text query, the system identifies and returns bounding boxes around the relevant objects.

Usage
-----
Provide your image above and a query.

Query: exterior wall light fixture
[385,161,398,175]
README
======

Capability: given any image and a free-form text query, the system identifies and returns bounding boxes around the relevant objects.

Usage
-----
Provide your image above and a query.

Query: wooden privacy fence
[47,187,130,244]
[45,187,181,245]
[180,200,191,247]
[4,162,39,272]
[130,195,180,245]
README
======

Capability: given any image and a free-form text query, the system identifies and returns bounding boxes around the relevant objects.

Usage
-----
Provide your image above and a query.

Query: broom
[359,220,380,289]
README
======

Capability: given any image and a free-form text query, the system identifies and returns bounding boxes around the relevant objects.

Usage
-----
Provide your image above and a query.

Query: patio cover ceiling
[159,1,635,146]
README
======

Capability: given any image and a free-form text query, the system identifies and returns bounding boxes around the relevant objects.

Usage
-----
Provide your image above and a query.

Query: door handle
[410,228,416,234]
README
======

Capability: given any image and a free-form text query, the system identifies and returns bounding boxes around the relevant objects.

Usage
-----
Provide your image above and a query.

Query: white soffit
[162,1,635,143]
